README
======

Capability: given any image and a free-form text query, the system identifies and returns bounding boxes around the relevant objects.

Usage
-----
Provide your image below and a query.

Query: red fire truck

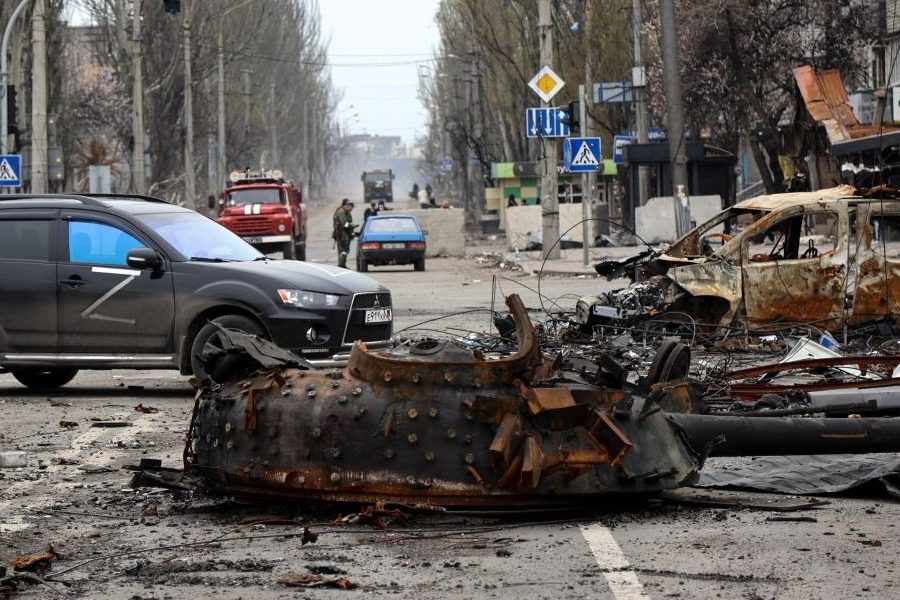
[216,169,307,260]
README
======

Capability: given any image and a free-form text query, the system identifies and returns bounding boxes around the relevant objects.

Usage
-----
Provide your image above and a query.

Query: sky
[317,0,441,145]
[65,0,442,145]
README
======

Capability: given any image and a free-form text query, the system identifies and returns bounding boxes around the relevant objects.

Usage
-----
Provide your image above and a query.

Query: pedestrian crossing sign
[564,137,602,173]
[0,154,21,187]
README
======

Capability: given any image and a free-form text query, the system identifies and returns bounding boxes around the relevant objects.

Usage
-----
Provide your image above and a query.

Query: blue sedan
[356,214,426,272]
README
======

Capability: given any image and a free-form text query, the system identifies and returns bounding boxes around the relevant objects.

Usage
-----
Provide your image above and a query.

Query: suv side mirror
[127,248,163,270]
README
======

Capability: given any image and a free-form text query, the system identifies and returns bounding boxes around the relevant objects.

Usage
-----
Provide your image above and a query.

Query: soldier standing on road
[333,198,355,268]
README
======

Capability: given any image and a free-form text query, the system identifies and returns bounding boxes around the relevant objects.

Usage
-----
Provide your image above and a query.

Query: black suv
[0,194,393,388]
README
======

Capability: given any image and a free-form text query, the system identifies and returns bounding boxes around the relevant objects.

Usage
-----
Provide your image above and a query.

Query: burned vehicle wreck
[576,185,900,334]
[133,294,900,508]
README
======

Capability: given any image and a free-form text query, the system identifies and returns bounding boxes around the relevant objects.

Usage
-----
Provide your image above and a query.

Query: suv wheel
[414,258,425,271]
[190,315,267,382]
[357,255,368,272]
[11,367,79,389]
[295,240,306,261]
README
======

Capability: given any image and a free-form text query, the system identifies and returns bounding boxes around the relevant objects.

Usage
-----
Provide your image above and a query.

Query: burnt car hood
[184,259,386,295]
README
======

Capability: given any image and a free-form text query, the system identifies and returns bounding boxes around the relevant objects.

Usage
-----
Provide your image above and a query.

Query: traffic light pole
[579,83,590,266]
[0,0,29,157]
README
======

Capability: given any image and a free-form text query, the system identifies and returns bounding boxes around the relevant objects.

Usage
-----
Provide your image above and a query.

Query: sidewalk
[468,237,644,277]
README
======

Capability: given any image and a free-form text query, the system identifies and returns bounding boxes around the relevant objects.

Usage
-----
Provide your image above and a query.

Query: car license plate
[383,243,404,249]
[365,308,392,324]
[245,236,263,244]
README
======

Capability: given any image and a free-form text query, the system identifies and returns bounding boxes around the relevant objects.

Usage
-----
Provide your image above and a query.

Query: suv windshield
[225,188,282,205]
[136,211,263,261]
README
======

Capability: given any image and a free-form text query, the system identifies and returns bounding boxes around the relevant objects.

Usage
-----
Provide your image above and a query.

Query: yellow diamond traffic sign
[528,65,565,103]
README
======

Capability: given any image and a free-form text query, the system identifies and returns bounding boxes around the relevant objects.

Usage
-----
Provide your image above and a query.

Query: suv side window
[68,220,143,266]
[0,219,53,261]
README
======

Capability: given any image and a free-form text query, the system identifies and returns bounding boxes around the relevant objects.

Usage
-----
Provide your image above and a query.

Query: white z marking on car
[81,266,143,324]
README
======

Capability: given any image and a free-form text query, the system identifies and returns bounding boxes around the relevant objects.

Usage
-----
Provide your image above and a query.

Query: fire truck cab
[217,169,307,260]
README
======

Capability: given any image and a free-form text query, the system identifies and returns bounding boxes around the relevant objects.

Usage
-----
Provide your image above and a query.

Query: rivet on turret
[311,428,322,439]
[446,428,457,440]
[224,422,232,433]
[444,372,454,383]
[330,472,341,483]
[464,453,475,465]
[352,387,362,396]
[307,390,317,398]
[330,370,343,380]
[338,395,348,404]
[407,408,418,420]
[384,371,393,383]
[424,451,435,462]
[330,381,340,389]
[412,373,421,384]
[408,433,418,445]
[384,448,395,459]
[463,435,472,445]
[428,407,439,419]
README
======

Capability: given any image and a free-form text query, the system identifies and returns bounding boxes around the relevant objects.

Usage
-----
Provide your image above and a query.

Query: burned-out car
[576,185,900,333]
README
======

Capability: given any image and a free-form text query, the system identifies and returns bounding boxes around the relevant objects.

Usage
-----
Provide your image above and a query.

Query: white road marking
[581,522,650,599]
[0,415,156,533]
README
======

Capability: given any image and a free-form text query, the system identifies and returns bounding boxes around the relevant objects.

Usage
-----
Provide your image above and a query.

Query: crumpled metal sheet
[697,454,900,496]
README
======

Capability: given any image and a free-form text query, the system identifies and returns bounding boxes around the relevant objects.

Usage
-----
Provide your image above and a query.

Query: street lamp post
[0,0,29,157]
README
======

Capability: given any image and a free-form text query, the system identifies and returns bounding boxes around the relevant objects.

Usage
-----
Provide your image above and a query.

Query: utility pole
[579,84,590,265]
[132,0,145,194]
[539,0,560,260]
[242,69,250,145]
[270,82,277,167]
[583,8,597,247]
[31,0,47,193]
[659,0,691,236]
[182,0,195,209]
[632,0,649,208]
[217,18,226,198]
[301,100,309,200]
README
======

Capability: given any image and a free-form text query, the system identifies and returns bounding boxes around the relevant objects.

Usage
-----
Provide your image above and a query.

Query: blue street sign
[0,154,21,187]
[564,137,602,173]
[525,107,570,138]
[613,135,632,164]
[647,127,667,142]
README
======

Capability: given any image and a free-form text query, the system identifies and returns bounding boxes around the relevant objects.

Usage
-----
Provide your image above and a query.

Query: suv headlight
[277,289,340,307]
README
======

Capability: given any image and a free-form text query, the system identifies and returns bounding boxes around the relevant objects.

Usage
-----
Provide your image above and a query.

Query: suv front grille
[343,292,393,345]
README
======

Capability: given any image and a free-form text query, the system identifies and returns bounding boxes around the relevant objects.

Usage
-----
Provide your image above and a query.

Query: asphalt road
[2,204,899,598]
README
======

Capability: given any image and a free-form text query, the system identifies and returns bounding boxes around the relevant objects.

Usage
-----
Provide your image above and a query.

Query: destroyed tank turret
[178,295,900,508]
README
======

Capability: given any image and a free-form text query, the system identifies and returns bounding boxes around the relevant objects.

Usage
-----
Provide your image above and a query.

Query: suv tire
[190,315,267,382]
[11,367,79,389]
[295,241,306,261]
[414,258,425,271]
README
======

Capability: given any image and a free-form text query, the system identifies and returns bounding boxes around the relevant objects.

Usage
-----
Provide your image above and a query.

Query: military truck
[361,169,394,203]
